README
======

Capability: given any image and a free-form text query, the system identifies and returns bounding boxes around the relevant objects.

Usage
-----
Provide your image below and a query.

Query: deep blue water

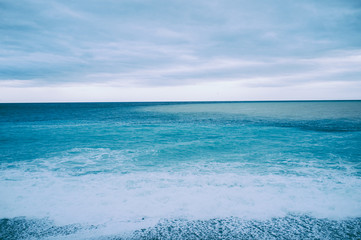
[0,101,361,239]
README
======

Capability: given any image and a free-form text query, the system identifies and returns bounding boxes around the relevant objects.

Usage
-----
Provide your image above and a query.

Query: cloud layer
[1,0,360,101]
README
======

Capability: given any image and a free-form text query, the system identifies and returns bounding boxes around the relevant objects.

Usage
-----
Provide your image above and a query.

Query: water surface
[0,101,360,239]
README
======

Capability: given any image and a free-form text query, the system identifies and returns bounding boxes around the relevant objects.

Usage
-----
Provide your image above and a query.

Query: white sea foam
[1,159,360,237]
[1,144,361,239]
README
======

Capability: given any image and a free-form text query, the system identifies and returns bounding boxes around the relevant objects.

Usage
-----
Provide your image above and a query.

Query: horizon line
[1,99,361,104]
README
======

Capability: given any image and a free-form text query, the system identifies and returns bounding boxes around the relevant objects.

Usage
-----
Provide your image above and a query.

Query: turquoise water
[0,101,361,239]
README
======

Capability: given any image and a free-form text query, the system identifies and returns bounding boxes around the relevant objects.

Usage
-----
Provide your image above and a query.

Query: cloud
[69,50,361,88]
[0,0,360,101]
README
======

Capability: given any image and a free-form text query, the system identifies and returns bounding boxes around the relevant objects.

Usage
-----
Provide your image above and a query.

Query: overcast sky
[1,0,361,102]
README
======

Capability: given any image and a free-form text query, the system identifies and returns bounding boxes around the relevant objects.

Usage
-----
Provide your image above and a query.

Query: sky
[1,0,361,102]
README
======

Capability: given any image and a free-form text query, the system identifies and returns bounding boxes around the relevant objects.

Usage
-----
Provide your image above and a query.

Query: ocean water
[0,101,360,239]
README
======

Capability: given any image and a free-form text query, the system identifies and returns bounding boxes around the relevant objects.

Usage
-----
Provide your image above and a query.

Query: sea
[0,101,360,239]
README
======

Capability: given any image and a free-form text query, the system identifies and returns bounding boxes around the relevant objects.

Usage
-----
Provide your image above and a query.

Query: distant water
[0,101,360,239]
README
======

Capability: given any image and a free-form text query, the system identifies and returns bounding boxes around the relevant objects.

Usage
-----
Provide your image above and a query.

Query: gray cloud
[1,0,361,91]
